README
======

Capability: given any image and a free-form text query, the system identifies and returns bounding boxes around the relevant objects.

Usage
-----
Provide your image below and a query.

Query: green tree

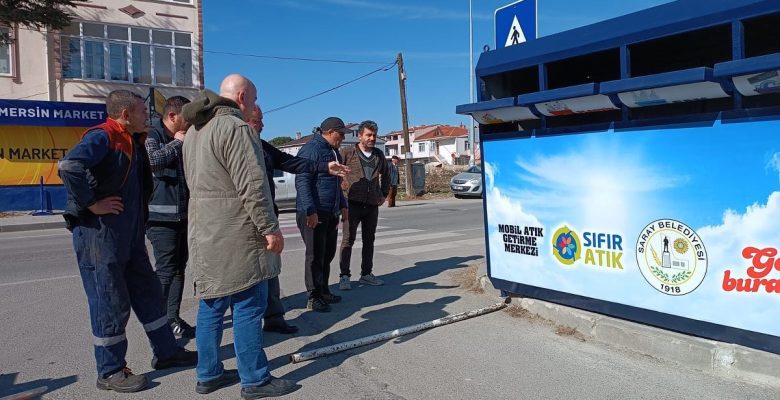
[0,0,78,43]
[269,136,294,147]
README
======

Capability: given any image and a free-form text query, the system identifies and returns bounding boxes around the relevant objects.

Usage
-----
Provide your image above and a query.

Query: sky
[202,0,674,140]
[483,119,780,337]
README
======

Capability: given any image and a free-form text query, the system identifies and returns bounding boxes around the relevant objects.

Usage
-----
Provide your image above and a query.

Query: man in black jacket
[248,106,348,331]
[145,96,195,339]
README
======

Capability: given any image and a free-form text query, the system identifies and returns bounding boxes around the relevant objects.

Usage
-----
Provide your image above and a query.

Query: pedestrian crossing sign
[495,0,537,49]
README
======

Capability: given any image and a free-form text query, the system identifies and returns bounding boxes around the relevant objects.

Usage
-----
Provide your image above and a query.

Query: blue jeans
[196,282,271,387]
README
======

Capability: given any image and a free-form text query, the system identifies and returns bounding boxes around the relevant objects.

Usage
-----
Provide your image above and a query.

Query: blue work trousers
[196,282,271,387]
[72,223,178,378]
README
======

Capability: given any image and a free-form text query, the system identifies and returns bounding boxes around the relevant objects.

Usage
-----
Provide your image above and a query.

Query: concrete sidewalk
[0,212,66,232]
[469,262,780,390]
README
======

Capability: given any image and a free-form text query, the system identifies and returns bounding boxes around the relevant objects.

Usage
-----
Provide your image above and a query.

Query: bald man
[182,74,299,399]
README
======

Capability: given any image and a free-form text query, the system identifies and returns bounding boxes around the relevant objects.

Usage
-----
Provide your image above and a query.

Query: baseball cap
[320,117,350,135]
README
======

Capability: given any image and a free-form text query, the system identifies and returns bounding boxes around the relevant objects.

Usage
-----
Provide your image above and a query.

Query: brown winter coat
[340,144,390,206]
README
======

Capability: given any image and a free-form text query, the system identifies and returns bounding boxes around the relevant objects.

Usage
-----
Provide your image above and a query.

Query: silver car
[450,165,483,198]
[272,170,297,209]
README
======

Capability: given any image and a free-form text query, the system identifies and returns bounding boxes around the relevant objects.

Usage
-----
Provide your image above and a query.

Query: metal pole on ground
[290,300,508,363]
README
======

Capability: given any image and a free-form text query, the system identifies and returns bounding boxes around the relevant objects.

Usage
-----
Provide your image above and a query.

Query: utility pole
[397,52,414,197]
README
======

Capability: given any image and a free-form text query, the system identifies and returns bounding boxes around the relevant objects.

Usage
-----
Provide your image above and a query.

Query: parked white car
[450,166,483,198]
[272,170,297,209]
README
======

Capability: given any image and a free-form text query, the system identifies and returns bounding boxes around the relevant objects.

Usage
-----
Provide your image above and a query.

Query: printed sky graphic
[485,120,780,337]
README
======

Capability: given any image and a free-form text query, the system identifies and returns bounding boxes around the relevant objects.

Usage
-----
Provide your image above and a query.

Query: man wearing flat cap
[295,117,349,312]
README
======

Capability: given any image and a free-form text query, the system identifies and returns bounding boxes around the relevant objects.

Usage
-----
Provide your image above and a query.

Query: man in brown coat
[338,120,390,290]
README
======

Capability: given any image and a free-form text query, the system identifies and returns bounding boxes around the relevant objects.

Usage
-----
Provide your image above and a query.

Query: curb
[473,267,780,389]
[0,221,66,233]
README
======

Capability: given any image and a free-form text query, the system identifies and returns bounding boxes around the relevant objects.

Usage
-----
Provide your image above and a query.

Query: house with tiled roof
[381,124,472,165]
[276,123,385,155]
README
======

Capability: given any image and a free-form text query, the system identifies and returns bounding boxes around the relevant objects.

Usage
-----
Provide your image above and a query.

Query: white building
[382,124,470,165]
[1,0,204,102]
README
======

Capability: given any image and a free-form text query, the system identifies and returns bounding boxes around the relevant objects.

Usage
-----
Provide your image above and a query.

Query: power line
[264,60,397,115]
[205,50,387,65]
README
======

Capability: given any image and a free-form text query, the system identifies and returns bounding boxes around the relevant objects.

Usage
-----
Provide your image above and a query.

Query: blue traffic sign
[494,0,537,49]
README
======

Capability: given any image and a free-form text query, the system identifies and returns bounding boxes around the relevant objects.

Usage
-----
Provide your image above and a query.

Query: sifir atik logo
[722,247,780,293]
[551,225,624,270]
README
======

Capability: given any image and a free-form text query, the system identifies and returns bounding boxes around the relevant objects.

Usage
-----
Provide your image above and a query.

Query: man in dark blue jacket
[144,96,194,339]
[295,117,349,312]
[248,106,348,331]
[58,90,196,393]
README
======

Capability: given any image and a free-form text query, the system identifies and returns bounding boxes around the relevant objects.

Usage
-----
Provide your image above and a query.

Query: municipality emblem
[635,219,708,296]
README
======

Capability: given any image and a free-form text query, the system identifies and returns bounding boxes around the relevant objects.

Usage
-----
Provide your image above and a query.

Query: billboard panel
[0,126,84,185]
[484,118,780,348]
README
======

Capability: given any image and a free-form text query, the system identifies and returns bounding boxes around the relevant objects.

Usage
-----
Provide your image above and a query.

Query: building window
[0,26,12,75]
[60,22,194,87]
[465,140,471,150]
[418,142,426,152]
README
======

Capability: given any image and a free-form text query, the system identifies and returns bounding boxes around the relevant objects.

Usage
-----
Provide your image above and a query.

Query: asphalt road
[1,198,778,399]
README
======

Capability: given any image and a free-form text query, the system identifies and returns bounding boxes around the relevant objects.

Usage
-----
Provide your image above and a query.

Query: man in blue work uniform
[247,106,348,332]
[58,90,197,393]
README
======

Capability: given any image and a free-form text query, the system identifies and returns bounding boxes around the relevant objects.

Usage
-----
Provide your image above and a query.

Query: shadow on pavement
[214,255,479,371]
[0,372,78,398]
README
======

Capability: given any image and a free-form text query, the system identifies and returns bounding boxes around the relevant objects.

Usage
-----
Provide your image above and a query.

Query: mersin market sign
[0,99,106,127]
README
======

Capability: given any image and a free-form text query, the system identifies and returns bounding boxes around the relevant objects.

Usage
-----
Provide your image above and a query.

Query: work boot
[338,275,351,290]
[263,320,299,334]
[195,369,240,394]
[359,273,384,286]
[96,367,148,393]
[151,347,198,370]
[240,377,300,399]
[306,296,331,312]
[321,293,342,304]
[171,318,196,339]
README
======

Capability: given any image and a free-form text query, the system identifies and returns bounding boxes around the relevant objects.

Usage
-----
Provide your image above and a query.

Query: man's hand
[306,213,319,229]
[379,196,387,206]
[264,230,284,254]
[341,208,349,222]
[327,161,350,178]
[88,196,124,215]
[174,130,186,141]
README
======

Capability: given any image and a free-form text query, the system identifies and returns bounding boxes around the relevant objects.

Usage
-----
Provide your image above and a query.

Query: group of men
[58,73,400,398]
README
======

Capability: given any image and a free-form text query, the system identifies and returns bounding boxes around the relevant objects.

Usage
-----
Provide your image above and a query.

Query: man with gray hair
[183,75,299,398]
[59,89,197,393]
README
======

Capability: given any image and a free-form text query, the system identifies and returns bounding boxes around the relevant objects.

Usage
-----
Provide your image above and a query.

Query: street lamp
[468,0,475,166]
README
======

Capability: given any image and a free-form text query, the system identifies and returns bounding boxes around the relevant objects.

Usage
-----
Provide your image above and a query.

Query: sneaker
[306,296,331,312]
[321,293,342,304]
[195,369,240,394]
[240,377,301,399]
[96,367,148,393]
[338,275,351,290]
[359,273,384,286]
[171,318,196,339]
[151,347,198,370]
